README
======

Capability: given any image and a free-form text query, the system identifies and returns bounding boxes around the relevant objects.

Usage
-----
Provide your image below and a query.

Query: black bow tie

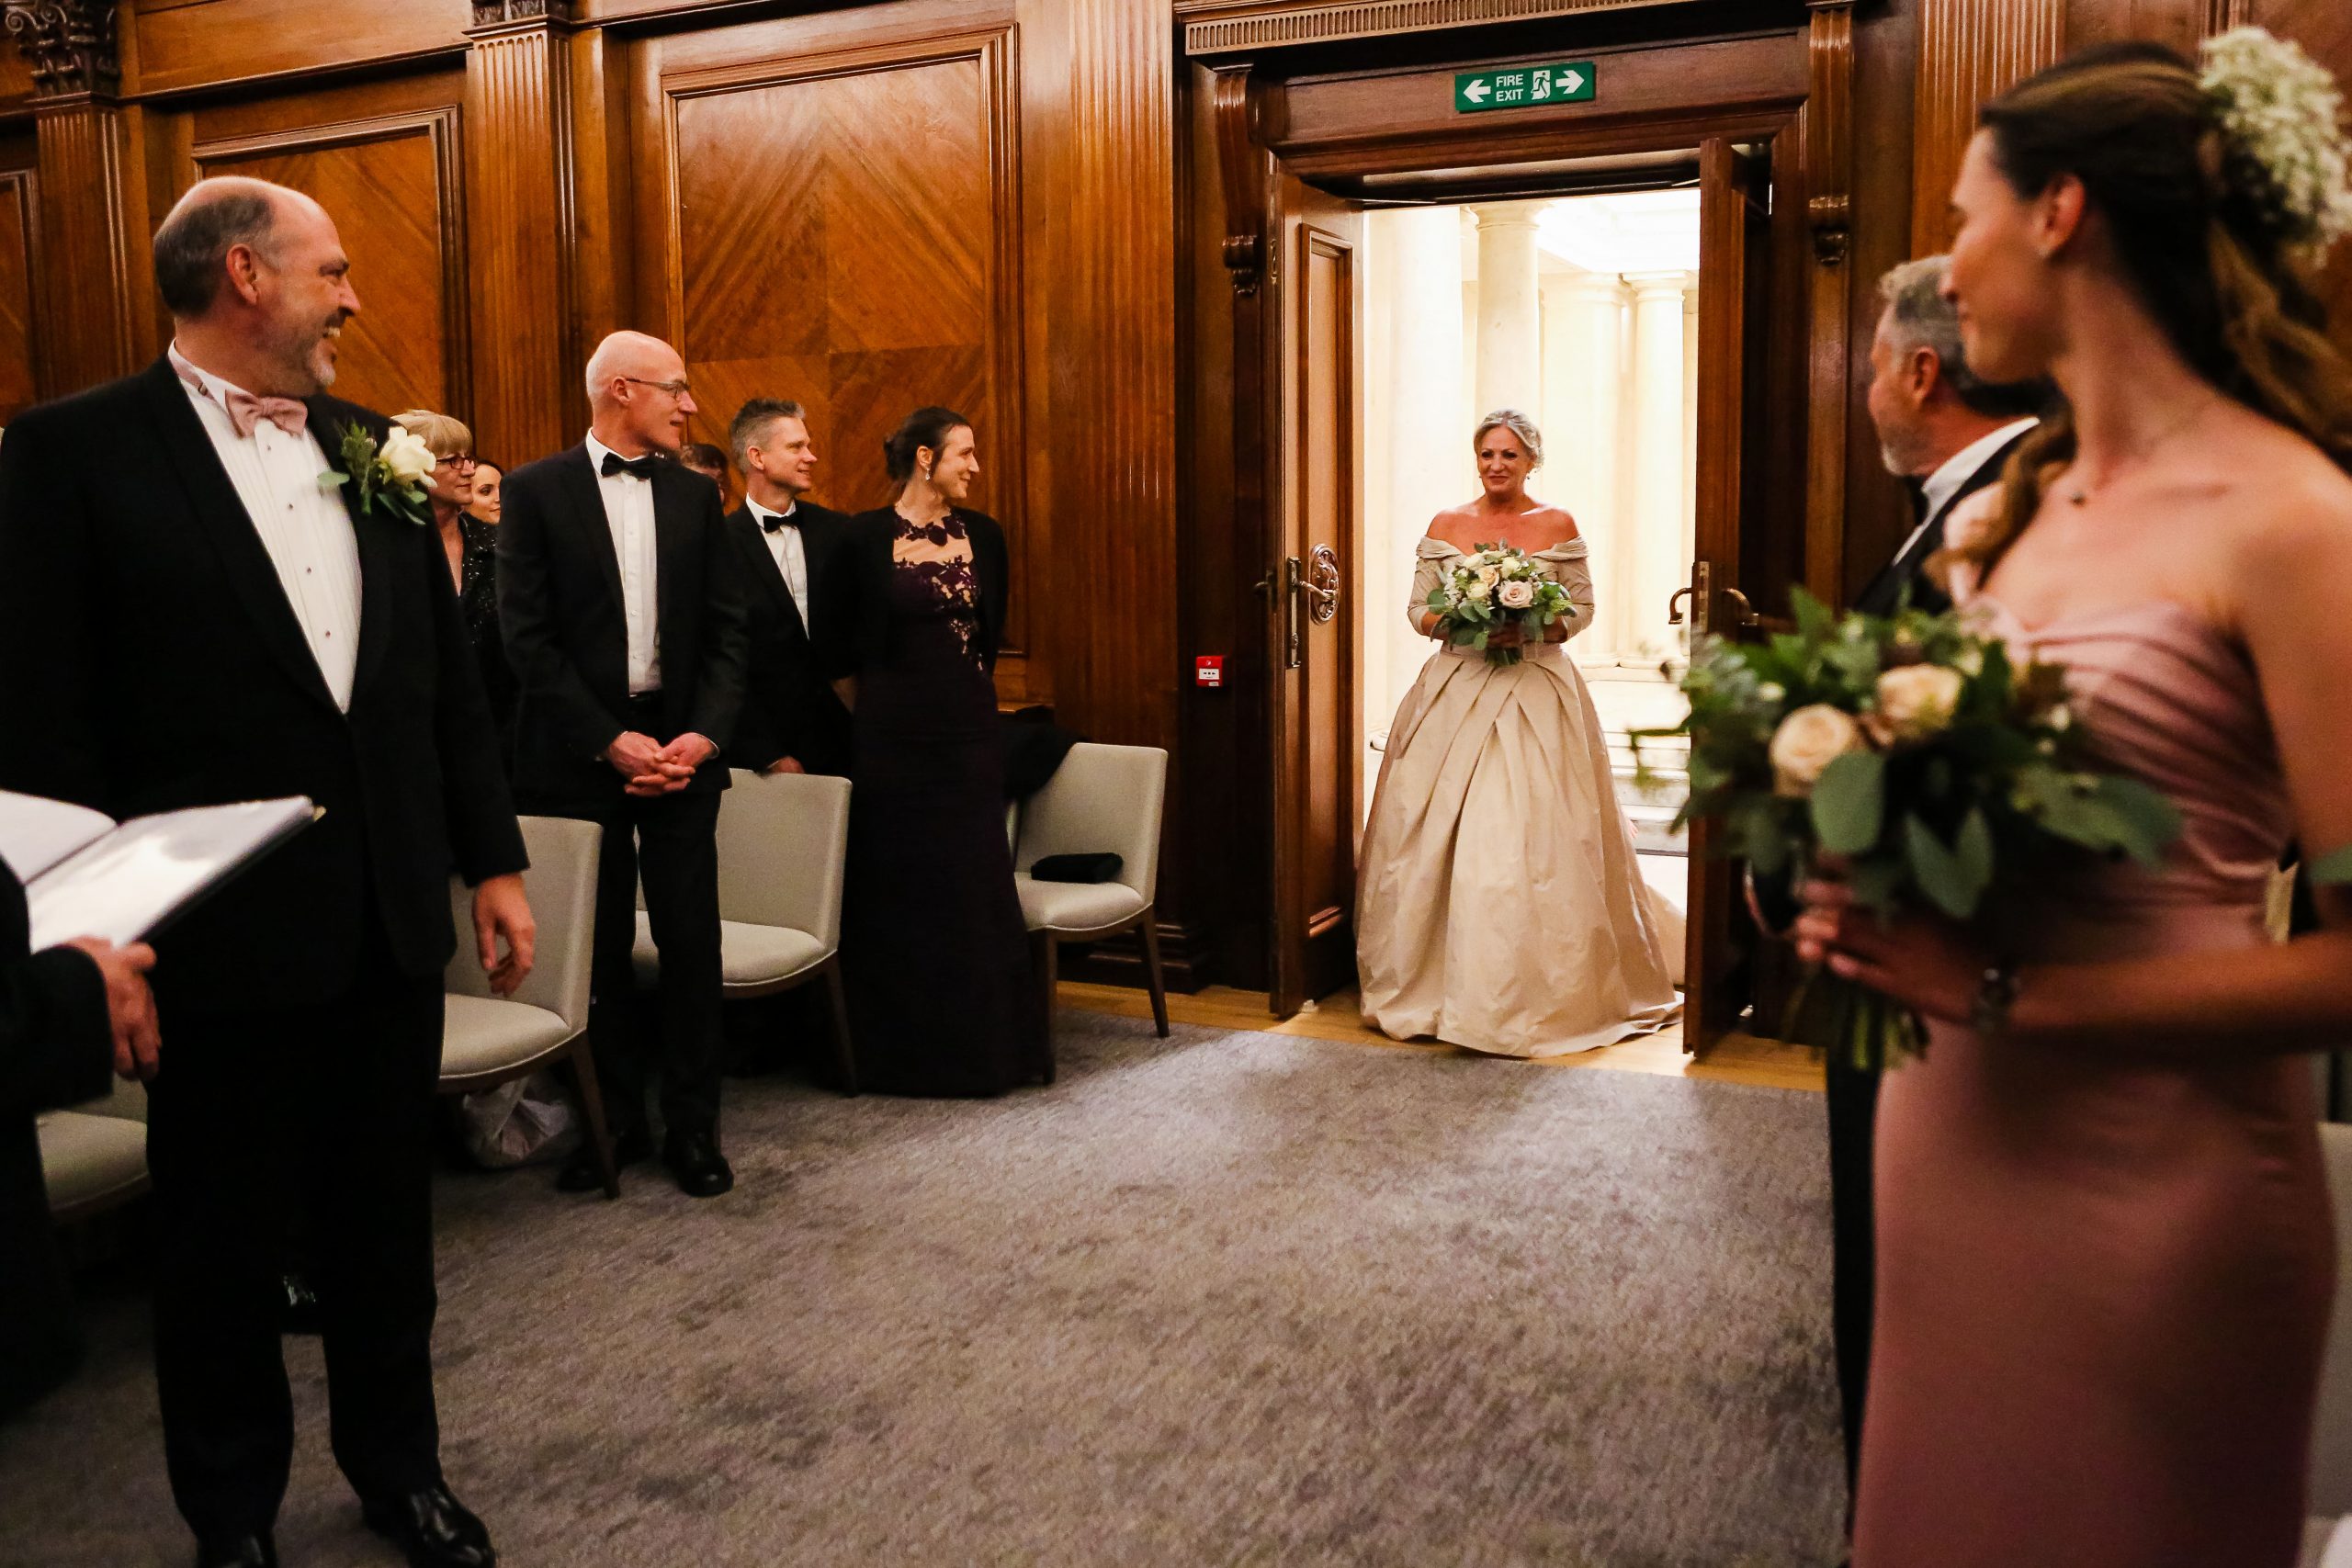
[758,509,797,534]
[600,452,662,480]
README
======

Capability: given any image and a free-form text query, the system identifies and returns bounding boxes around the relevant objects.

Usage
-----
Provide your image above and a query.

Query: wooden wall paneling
[30,96,143,389]
[2248,2,2352,346]
[1038,0,1180,748]
[644,23,1040,696]
[2062,0,2205,54]
[130,0,472,98]
[1842,0,1924,604]
[563,25,633,388]
[465,4,579,472]
[1178,55,1266,988]
[187,108,469,422]
[0,162,39,418]
[1802,1,1856,607]
[1908,0,2061,254]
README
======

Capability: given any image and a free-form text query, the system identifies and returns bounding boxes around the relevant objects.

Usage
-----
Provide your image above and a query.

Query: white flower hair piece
[2200,26,2352,255]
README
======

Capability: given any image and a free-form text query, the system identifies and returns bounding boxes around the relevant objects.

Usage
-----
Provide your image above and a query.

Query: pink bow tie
[174,357,308,438]
[220,389,310,439]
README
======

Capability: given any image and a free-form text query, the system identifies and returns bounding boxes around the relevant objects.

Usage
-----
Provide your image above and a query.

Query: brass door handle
[1306,544,1340,624]
[1667,586,1693,626]
[1722,586,1761,629]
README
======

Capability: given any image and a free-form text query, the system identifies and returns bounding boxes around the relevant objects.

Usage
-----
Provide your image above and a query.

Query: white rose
[1768,704,1864,796]
[1757,682,1786,705]
[1465,579,1492,604]
[1476,565,1501,588]
[379,426,437,486]
[1498,580,1534,609]
[1873,664,1965,741]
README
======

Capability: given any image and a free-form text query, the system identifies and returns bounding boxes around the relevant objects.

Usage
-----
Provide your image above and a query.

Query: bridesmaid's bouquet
[1638,591,2181,1070]
[1430,545,1576,667]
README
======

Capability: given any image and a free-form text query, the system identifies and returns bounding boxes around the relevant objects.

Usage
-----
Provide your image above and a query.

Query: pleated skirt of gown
[1355,644,1680,1056]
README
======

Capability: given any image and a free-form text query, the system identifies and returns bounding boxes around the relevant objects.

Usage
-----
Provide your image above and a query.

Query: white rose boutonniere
[325,422,434,524]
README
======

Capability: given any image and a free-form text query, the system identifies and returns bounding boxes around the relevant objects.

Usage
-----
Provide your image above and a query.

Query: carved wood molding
[1909,0,2060,254]
[1211,66,1263,295]
[1804,0,1852,266]
[2205,0,2252,33]
[3,0,119,98]
[469,0,573,27]
[1179,0,1707,57]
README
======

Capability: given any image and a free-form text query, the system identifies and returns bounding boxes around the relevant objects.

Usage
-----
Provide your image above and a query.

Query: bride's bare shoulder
[1524,502,1581,541]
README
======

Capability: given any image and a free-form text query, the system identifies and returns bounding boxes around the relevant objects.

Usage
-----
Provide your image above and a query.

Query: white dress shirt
[583,431,662,694]
[746,498,809,625]
[170,343,363,712]
[1903,417,2040,560]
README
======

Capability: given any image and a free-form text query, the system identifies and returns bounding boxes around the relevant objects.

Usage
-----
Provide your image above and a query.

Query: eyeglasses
[435,453,479,473]
[620,377,693,399]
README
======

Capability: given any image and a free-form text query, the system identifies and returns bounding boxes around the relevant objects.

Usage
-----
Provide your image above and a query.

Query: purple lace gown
[836,512,1043,1095]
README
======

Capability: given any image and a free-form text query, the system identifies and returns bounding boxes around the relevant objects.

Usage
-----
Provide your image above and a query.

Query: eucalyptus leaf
[1904,812,1985,919]
[1810,750,1886,855]
[2307,842,2352,886]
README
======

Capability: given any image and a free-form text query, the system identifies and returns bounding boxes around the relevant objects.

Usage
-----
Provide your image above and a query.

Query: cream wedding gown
[1355,537,1681,1055]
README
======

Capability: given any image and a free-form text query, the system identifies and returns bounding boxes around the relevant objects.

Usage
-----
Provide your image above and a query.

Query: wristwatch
[1969,961,2021,1038]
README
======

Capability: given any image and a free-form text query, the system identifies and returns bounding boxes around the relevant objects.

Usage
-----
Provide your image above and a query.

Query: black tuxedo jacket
[0,859,111,1421]
[820,508,1012,679]
[496,445,750,807]
[0,358,528,1016]
[725,501,854,776]
[1852,426,2034,618]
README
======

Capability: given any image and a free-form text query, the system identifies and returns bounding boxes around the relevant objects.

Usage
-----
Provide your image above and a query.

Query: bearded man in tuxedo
[1824,253,2043,1536]
[0,178,533,1568]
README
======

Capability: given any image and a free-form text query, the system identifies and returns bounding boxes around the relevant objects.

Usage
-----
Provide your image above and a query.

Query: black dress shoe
[662,1129,734,1198]
[555,1125,652,1192]
[193,1534,276,1568]
[361,1483,496,1568]
[280,1270,322,1337]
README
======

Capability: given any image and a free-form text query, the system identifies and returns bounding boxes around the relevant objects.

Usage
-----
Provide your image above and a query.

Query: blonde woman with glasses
[394,409,515,754]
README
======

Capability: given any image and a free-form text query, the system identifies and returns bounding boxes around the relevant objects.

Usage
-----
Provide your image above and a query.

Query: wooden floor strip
[1057,983,1826,1093]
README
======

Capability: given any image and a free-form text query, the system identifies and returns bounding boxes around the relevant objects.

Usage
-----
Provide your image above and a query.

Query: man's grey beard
[263,313,338,396]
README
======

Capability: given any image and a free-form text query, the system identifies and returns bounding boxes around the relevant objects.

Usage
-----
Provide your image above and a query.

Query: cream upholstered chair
[1014,742,1170,1066]
[39,1076,148,1224]
[439,815,616,1197]
[633,770,855,1093]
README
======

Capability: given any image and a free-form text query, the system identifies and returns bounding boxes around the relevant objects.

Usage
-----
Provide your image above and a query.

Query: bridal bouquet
[1429,545,1576,667]
[1646,591,2180,1070]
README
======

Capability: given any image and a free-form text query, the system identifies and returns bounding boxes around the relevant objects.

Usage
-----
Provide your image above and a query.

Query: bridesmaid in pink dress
[1798,39,2352,1567]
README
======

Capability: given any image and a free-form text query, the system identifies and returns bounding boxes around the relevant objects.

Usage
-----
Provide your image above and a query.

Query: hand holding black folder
[0,791,317,950]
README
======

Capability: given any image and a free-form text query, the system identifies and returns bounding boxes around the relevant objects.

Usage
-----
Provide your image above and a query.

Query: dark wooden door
[1267,171,1362,1018]
[1680,136,1773,1055]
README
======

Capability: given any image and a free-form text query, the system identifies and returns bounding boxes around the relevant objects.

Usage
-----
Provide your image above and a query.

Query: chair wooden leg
[565,1036,622,1201]
[821,956,858,1098]
[1137,909,1170,1039]
[1035,931,1058,1084]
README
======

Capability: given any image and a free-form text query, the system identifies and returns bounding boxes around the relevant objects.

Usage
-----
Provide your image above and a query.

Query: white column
[1681,276,1701,601]
[1625,270,1693,663]
[1471,205,1542,419]
[1539,266,1628,660]
[1362,207,1466,770]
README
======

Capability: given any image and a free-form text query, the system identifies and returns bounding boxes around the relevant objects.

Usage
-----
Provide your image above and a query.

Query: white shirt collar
[1921,418,2037,523]
[168,341,259,410]
[747,497,797,522]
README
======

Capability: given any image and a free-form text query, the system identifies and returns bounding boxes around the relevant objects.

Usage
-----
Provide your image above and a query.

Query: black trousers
[541,784,725,1139]
[1825,1050,1882,1514]
[147,925,445,1540]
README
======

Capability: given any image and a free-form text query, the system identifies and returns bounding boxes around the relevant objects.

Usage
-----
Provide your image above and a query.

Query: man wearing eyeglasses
[496,331,749,1199]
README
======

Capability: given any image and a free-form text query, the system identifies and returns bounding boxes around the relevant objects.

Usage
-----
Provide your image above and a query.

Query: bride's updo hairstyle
[1954,32,2352,576]
[1473,409,1544,470]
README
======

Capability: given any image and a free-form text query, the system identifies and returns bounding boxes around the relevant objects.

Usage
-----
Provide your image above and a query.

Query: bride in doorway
[1356,410,1680,1056]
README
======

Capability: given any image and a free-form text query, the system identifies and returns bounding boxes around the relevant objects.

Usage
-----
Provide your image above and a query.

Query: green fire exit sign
[1454,62,1596,112]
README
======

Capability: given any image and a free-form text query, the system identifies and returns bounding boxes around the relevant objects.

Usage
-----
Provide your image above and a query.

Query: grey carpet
[0,1015,1846,1567]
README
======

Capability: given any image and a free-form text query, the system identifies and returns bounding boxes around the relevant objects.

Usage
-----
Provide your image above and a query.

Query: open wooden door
[1266,171,1363,1018]
[1679,136,1772,1055]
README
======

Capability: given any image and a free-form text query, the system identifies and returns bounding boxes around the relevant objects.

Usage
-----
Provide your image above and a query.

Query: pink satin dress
[1856,598,2337,1568]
